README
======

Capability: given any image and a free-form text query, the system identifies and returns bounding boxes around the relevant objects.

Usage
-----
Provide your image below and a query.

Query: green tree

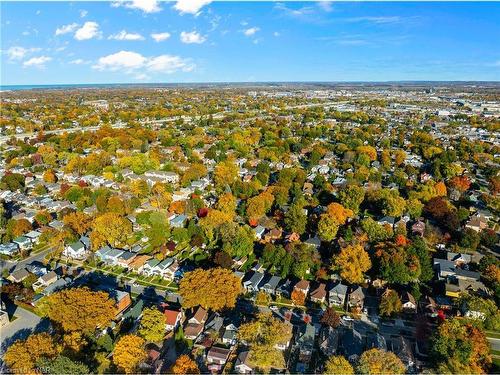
[138,307,166,342]
[284,203,307,234]
[379,289,402,317]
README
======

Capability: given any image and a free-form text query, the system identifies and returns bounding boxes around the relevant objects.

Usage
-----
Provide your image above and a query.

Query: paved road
[1,246,55,273]
[0,304,50,353]
[488,337,500,351]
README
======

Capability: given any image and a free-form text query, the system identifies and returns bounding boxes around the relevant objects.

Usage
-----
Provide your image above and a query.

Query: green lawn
[486,331,500,340]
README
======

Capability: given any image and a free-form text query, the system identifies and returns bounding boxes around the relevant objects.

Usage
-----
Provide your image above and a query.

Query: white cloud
[5,46,41,60]
[108,30,145,41]
[74,22,101,40]
[273,31,281,37]
[112,0,161,14]
[146,55,194,73]
[180,31,206,44]
[243,27,260,37]
[69,59,89,65]
[151,32,171,42]
[55,23,79,36]
[23,56,52,68]
[80,10,88,18]
[22,31,30,36]
[174,0,212,15]
[346,16,402,24]
[93,50,194,76]
[318,1,333,12]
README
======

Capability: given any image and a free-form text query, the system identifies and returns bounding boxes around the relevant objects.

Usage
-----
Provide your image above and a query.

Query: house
[391,336,414,368]
[304,236,321,250]
[411,220,425,237]
[295,323,315,363]
[318,326,339,357]
[433,259,456,279]
[170,214,187,228]
[8,268,30,283]
[234,351,254,374]
[188,306,208,325]
[253,225,266,240]
[206,346,231,369]
[465,215,488,232]
[310,283,327,304]
[340,327,364,360]
[0,242,19,256]
[259,275,281,295]
[222,323,238,345]
[95,246,124,265]
[263,228,282,243]
[114,290,132,316]
[184,322,205,341]
[243,272,265,293]
[115,251,137,268]
[24,230,42,244]
[128,255,152,273]
[13,236,32,251]
[446,252,472,266]
[33,271,58,289]
[378,216,395,228]
[276,279,292,299]
[42,277,71,295]
[142,259,161,276]
[401,292,417,313]
[329,283,348,307]
[63,239,89,260]
[294,280,310,296]
[164,308,183,331]
[348,286,365,309]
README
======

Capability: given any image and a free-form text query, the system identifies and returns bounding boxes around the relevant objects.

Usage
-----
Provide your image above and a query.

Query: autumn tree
[37,355,89,375]
[3,333,59,373]
[318,203,353,241]
[63,211,92,235]
[238,313,293,370]
[246,191,274,222]
[90,212,132,250]
[181,164,207,186]
[215,192,237,217]
[321,307,341,328]
[214,159,238,189]
[138,307,166,342]
[44,287,115,334]
[6,218,32,238]
[291,289,306,306]
[379,289,402,317]
[179,268,242,311]
[284,202,307,234]
[430,317,491,374]
[333,244,371,284]
[113,334,147,374]
[43,169,57,183]
[357,348,406,375]
[324,355,354,375]
[169,355,200,374]
[374,243,421,284]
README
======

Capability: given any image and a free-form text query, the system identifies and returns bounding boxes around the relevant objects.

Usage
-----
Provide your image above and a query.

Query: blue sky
[1,1,499,85]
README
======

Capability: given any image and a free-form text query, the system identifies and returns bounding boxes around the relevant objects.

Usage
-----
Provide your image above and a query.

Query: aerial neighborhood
[0,84,499,374]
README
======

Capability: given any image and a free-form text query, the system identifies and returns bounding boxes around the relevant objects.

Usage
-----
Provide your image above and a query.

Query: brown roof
[129,255,151,269]
[310,284,326,300]
[294,280,310,292]
[192,306,208,324]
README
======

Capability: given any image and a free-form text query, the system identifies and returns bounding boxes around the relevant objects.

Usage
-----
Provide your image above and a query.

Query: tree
[216,192,237,217]
[361,217,392,243]
[321,307,341,328]
[318,213,339,242]
[291,289,306,306]
[37,355,89,375]
[435,181,448,197]
[357,348,405,375]
[113,334,146,374]
[430,317,491,374]
[238,313,293,370]
[63,211,92,235]
[334,244,371,284]
[6,218,32,238]
[324,355,354,375]
[3,333,59,373]
[44,287,115,334]
[375,244,421,284]
[169,355,200,374]
[138,307,166,342]
[181,164,207,186]
[246,191,274,222]
[338,185,365,214]
[43,169,57,183]
[214,251,233,269]
[325,202,353,225]
[90,212,132,250]
[284,203,307,234]
[408,237,433,282]
[379,289,402,317]
[214,160,238,189]
[179,268,242,311]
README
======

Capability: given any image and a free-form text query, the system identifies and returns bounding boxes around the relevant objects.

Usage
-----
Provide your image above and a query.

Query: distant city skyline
[1,1,499,85]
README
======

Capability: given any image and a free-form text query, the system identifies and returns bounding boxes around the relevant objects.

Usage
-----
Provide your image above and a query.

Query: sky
[1,1,499,85]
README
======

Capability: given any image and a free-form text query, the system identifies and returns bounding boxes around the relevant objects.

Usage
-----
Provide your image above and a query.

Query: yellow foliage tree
[216,192,237,217]
[90,212,132,250]
[179,268,242,311]
[324,355,354,375]
[4,333,59,373]
[44,287,115,334]
[214,160,238,189]
[113,335,146,374]
[63,211,92,235]
[334,244,372,284]
[170,355,200,374]
[435,181,448,197]
[357,348,405,375]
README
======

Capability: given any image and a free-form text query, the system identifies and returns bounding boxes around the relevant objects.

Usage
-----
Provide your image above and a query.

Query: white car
[342,315,354,321]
